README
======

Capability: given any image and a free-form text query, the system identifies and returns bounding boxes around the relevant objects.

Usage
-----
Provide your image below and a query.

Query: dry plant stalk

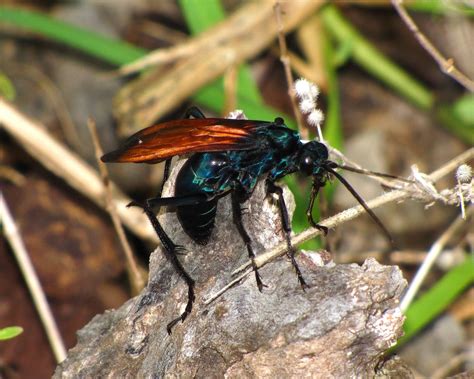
[1,95,472,272]
[222,65,238,116]
[392,0,474,92]
[296,13,328,91]
[0,193,67,363]
[400,207,472,312]
[0,98,157,243]
[273,1,305,136]
[0,164,26,186]
[87,119,146,294]
[114,0,323,135]
[432,351,474,379]
[286,50,324,89]
[4,63,81,151]
[224,147,474,301]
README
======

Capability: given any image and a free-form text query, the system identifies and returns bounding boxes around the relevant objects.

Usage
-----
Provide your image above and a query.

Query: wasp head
[298,141,330,177]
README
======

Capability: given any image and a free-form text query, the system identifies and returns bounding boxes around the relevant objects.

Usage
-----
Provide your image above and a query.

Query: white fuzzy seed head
[294,78,313,98]
[294,77,325,139]
[308,109,324,126]
[299,98,315,114]
[456,164,472,183]
[310,83,320,99]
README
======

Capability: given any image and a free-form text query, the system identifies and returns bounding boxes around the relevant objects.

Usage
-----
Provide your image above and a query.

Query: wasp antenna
[334,163,414,184]
[325,165,394,244]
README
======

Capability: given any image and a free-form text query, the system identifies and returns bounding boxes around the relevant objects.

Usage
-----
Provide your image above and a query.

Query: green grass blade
[177,0,262,106]
[407,0,474,15]
[179,0,226,33]
[395,258,474,349]
[321,5,472,144]
[0,71,16,101]
[0,6,146,66]
[437,104,474,145]
[437,94,474,145]
[321,17,343,204]
[1,4,316,235]
[321,5,434,110]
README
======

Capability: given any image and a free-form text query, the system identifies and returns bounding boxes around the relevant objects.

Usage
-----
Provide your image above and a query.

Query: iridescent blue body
[101,107,391,334]
[174,122,328,244]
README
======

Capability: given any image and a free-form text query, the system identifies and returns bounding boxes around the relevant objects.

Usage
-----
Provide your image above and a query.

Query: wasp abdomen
[176,200,217,244]
[175,153,231,244]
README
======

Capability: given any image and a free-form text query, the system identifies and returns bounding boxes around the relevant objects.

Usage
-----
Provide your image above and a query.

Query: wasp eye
[300,154,314,176]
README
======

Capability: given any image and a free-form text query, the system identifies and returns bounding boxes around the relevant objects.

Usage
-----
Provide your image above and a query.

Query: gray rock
[54,161,408,378]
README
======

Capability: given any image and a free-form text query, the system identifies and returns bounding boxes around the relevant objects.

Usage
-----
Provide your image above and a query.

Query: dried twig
[0,193,67,363]
[432,351,474,379]
[117,1,320,76]
[87,119,146,294]
[204,268,253,305]
[328,146,410,190]
[392,0,474,92]
[0,98,157,242]
[270,46,326,88]
[139,20,188,45]
[273,1,305,136]
[230,148,474,281]
[288,51,323,88]
[223,65,238,116]
[400,206,472,312]
[5,63,81,152]
[295,13,327,91]
[114,0,323,134]
[0,164,26,186]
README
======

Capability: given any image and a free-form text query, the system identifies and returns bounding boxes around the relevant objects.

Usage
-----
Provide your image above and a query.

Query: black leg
[157,107,205,197]
[266,180,309,290]
[184,106,206,119]
[231,192,265,291]
[306,179,328,235]
[128,192,216,333]
[157,106,204,197]
[128,193,210,211]
[136,202,195,334]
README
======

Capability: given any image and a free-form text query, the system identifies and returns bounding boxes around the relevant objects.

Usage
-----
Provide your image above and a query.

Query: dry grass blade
[118,1,321,76]
[0,193,67,363]
[400,207,473,312]
[0,164,26,186]
[231,148,474,279]
[0,98,157,243]
[87,119,146,294]
[296,14,327,91]
[114,0,323,135]
[274,1,305,136]
[392,0,474,92]
[5,63,81,151]
[223,65,238,116]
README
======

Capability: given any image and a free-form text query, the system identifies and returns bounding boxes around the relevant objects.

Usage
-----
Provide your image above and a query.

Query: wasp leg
[130,192,217,333]
[132,201,195,334]
[231,192,265,292]
[127,194,208,212]
[306,179,328,235]
[266,180,309,290]
[184,106,206,119]
[157,108,205,197]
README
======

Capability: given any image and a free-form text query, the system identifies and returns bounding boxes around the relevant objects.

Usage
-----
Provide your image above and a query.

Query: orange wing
[101,118,266,163]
